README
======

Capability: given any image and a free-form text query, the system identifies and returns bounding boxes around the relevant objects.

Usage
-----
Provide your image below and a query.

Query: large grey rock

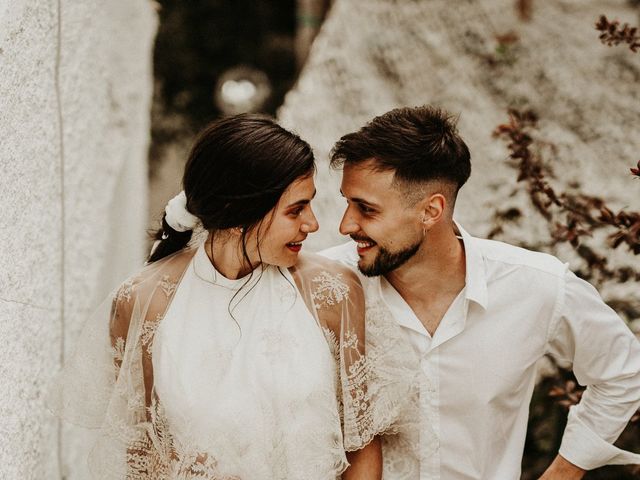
[0,1,157,478]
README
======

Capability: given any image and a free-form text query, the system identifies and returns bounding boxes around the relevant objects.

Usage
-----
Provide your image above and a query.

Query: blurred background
[1,0,639,478]
[148,0,327,234]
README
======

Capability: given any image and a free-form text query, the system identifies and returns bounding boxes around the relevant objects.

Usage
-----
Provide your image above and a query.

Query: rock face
[0,2,157,478]
[278,0,640,276]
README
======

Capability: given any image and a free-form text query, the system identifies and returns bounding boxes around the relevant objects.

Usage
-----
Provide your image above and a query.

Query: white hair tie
[165,191,199,232]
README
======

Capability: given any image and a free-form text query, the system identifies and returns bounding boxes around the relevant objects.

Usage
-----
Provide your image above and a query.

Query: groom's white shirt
[321,223,640,479]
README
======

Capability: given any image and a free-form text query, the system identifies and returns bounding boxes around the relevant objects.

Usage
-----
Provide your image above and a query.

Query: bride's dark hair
[148,114,315,263]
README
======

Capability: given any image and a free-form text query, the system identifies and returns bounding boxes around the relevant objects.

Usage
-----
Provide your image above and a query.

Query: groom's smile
[350,234,377,255]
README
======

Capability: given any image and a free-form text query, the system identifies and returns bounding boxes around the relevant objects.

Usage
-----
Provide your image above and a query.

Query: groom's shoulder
[474,236,567,279]
[318,241,359,268]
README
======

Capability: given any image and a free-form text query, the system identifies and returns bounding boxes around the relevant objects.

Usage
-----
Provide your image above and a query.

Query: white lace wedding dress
[52,243,415,479]
[153,245,348,478]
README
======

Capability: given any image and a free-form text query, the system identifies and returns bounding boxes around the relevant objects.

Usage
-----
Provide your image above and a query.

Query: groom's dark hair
[330,105,471,196]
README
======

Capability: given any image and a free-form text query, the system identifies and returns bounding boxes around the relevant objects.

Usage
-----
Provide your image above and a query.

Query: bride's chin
[284,255,300,267]
[272,253,299,269]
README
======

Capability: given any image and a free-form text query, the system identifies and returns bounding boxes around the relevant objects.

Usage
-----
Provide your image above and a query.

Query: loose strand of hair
[147,215,193,263]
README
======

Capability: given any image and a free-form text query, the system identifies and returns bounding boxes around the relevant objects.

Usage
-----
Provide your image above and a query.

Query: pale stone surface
[0,301,61,478]
[0,1,157,478]
[278,0,640,291]
[0,3,63,476]
[0,1,61,309]
[59,2,157,477]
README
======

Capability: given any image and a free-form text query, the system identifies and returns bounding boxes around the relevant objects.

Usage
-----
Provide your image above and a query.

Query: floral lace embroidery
[117,279,134,303]
[343,329,360,351]
[321,324,376,449]
[112,337,126,375]
[321,326,339,357]
[346,355,370,404]
[311,272,350,310]
[159,275,178,297]
[127,390,146,412]
[140,313,162,354]
[112,337,126,363]
[359,280,430,476]
[123,398,238,480]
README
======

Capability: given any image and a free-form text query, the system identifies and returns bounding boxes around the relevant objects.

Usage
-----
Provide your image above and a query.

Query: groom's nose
[339,206,359,236]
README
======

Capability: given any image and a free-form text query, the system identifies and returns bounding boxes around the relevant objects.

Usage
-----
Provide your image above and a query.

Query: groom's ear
[419,193,446,229]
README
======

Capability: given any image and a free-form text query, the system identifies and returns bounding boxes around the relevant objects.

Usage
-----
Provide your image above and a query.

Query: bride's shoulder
[294,252,360,284]
[292,253,363,311]
[113,247,197,305]
[292,254,364,330]
[109,247,198,338]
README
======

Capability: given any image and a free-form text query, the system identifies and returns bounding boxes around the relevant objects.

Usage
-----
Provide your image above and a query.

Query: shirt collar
[454,220,488,310]
[378,276,431,337]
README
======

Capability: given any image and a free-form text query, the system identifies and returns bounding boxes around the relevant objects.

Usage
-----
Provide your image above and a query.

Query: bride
[53,114,408,479]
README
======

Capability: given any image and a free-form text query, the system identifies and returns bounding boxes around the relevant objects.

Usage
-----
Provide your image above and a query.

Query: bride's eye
[288,207,304,217]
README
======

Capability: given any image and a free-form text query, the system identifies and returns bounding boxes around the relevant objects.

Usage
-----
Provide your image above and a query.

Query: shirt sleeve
[547,268,640,470]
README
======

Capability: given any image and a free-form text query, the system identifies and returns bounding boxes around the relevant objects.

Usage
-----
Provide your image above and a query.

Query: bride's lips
[286,240,304,253]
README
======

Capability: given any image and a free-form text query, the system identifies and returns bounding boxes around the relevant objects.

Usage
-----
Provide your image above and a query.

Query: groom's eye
[358,204,375,214]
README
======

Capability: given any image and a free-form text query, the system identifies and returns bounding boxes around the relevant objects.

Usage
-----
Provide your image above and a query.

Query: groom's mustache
[350,235,377,244]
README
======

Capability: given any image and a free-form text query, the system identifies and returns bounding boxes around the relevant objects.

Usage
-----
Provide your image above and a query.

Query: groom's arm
[545,268,640,473]
[539,455,585,479]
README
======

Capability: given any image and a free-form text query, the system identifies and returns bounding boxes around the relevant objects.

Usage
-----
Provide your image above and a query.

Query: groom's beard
[358,239,421,277]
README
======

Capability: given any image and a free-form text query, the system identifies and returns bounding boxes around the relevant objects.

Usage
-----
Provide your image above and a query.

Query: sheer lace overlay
[362,290,423,479]
[51,246,412,479]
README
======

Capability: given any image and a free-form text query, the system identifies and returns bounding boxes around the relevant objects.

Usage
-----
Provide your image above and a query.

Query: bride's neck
[204,232,259,280]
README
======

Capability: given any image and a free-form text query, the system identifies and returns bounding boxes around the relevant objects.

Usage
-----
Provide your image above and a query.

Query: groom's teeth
[357,241,373,248]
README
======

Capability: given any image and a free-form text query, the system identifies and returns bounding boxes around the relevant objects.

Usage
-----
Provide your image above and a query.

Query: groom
[322,105,640,479]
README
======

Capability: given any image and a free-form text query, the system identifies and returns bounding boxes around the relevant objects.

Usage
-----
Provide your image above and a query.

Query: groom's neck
[385,224,466,303]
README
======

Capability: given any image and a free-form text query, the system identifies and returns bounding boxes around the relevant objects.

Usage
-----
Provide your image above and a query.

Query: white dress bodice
[153,245,346,479]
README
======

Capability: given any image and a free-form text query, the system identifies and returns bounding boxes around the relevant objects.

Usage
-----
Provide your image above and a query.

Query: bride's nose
[301,208,319,233]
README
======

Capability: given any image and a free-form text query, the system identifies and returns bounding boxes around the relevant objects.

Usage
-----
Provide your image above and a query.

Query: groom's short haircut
[330,105,471,203]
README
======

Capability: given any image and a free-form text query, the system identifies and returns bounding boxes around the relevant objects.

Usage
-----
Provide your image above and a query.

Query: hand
[538,455,586,480]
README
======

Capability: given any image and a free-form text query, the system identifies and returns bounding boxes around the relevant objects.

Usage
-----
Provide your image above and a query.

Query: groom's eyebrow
[354,198,380,209]
[286,189,317,208]
[340,189,380,209]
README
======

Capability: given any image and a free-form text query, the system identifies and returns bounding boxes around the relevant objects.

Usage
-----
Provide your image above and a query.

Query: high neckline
[192,243,263,289]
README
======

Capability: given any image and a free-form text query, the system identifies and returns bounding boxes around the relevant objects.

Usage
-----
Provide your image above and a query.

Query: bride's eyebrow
[285,189,317,208]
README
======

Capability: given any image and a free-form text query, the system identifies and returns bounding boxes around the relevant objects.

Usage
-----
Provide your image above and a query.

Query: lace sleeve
[313,267,375,450]
[361,281,422,441]
[49,248,231,479]
[293,254,421,452]
[294,254,392,451]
